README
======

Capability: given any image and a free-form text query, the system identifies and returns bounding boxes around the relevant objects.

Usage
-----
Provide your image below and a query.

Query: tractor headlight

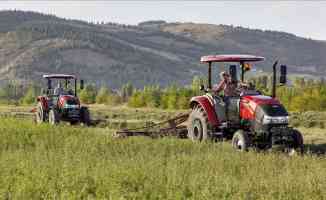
[262,115,289,124]
[262,116,272,124]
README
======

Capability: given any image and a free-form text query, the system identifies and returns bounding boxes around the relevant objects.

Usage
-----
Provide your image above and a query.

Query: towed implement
[115,113,189,138]
[116,54,304,154]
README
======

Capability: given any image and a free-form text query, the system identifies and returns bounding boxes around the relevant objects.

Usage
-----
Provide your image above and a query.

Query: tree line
[1,76,326,112]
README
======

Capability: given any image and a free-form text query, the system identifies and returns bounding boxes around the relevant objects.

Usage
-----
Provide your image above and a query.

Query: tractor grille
[270,126,291,135]
[270,126,293,145]
[65,108,80,118]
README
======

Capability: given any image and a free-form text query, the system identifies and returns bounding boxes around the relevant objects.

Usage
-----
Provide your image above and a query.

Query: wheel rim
[36,106,43,123]
[49,111,55,125]
[236,139,244,150]
[193,119,203,140]
[233,136,244,150]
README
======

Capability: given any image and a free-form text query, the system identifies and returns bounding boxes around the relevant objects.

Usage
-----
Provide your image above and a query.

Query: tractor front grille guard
[269,126,293,145]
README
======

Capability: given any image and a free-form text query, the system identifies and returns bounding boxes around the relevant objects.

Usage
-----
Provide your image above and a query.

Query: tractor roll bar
[201,54,265,89]
[208,62,212,89]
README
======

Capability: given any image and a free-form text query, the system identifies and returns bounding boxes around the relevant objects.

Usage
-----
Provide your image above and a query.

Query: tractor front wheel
[49,109,59,125]
[288,129,304,155]
[232,130,250,152]
[80,107,91,126]
[187,105,212,142]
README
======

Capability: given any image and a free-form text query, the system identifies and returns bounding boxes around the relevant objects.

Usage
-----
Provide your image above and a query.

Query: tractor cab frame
[201,54,265,89]
[42,74,84,97]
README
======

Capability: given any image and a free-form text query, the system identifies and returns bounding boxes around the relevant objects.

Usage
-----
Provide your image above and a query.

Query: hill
[0,10,326,88]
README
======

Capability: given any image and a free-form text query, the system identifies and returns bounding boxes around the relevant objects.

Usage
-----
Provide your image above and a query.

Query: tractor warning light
[243,63,252,71]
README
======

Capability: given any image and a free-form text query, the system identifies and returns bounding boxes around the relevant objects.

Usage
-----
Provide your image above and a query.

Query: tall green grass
[0,118,326,199]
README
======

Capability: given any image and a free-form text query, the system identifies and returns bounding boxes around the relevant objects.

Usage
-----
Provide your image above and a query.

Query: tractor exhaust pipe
[272,61,278,98]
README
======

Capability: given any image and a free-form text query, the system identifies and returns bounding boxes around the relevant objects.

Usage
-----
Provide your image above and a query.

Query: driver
[212,71,237,119]
[54,82,65,96]
[212,71,237,97]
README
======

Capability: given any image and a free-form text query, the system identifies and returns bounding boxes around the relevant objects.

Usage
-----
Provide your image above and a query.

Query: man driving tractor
[54,82,65,96]
[212,69,251,120]
[212,71,237,119]
[213,71,237,97]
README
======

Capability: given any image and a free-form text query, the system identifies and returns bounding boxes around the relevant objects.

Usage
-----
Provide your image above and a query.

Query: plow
[114,113,190,138]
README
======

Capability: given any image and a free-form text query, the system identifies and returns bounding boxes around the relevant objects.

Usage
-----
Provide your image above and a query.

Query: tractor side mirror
[280,65,287,84]
[229,65,237,83]
[80,80,84,90]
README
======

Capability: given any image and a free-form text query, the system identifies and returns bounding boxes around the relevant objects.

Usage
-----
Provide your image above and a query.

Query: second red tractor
[35,74,91,126]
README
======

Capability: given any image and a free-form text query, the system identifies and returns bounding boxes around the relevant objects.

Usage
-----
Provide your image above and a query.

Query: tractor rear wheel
[232,130,250,151]
[288,129,304,155]
[80,107,91,126]
[36,102,46,124]
[187,105,212,142]
[49,109,59,125]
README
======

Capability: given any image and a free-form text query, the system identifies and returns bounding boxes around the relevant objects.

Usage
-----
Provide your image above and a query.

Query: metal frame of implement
[115,113,189,138]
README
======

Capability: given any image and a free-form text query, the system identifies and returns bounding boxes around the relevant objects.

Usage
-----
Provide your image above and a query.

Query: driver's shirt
[213,79,237,97]
[54,87,64,96]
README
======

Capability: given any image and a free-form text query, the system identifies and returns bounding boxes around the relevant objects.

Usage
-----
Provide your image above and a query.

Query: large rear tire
[187,105,213,142]
[49,109,59,125]
[36,102,46,124]
[232,130,250,152]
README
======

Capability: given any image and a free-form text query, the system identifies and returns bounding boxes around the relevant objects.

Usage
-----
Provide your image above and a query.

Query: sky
[1,1,326,40]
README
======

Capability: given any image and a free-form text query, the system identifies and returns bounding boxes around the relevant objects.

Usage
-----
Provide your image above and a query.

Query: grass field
[0,105,326,199]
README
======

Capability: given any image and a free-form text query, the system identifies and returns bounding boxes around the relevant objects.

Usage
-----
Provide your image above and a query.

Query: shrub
[96,87,110,104]
[20,86,36,105]
[128,91,146,108]
[79,84,97,104]
[107,94,123,106]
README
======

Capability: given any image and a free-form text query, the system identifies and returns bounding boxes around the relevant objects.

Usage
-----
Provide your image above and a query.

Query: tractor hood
[240,95,285,120]
[243,95,280,104]
[242,95,280,110]
[58,95,80,109]
[241,95,288,125]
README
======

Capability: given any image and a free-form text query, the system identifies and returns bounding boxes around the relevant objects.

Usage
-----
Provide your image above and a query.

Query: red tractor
[35,74,91,126]
[188,55,303,154]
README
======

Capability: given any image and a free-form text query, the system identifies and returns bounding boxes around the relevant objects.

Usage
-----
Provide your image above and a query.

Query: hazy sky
[1,1,326,40]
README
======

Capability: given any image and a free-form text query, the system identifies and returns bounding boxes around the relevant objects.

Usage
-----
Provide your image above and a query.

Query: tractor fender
[190,96,219,126]
[37,96,49,111]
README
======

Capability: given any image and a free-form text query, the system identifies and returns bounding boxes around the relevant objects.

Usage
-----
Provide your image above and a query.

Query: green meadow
[0,105,326,199]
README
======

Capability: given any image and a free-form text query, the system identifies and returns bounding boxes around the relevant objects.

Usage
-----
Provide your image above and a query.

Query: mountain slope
[0,11,325,88]
[159,22,326,74]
